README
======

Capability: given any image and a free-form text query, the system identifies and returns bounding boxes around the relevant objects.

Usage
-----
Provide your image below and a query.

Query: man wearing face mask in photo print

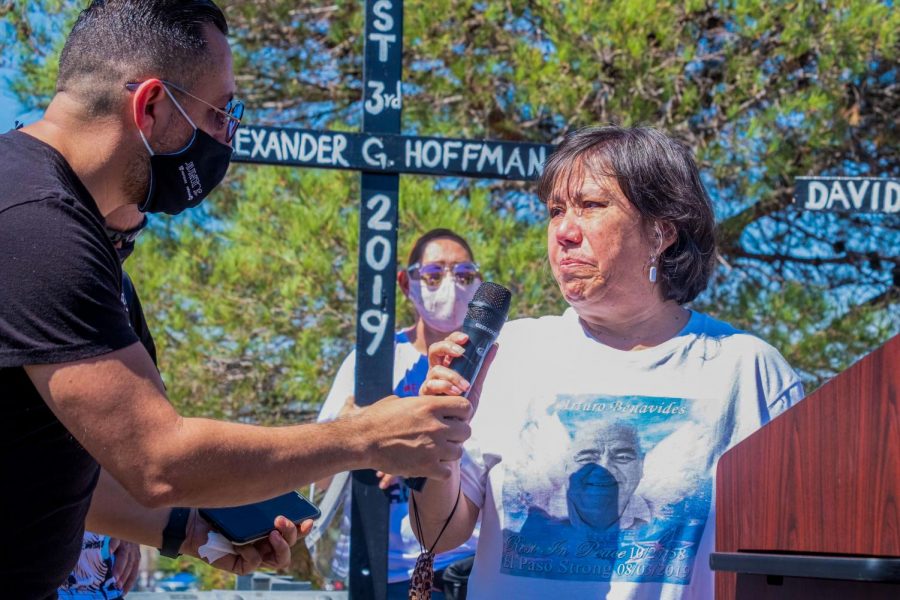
[314,229,482,600]
[0,2,473,597]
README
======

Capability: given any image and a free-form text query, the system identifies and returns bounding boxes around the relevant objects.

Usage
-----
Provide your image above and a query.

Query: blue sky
[0,70,37,131]
[0,86,23,130]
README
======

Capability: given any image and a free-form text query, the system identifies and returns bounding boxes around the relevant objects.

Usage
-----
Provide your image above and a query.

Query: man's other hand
[182,510,310,575]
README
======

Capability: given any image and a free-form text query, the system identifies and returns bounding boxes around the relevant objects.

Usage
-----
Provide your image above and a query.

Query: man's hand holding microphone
[343,393,474,481]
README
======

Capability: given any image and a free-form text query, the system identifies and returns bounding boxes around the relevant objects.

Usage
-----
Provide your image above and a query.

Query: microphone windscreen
[466,282,512,331]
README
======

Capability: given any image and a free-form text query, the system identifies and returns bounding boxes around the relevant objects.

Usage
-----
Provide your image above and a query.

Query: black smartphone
[199,491,321,545]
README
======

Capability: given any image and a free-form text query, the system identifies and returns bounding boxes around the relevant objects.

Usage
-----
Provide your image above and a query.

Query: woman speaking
[411,126,805,600]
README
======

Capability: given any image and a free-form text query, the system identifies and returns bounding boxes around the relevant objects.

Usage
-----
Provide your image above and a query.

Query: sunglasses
[125,80,244,143]
[407,261,481,287]
[104,215,148,245]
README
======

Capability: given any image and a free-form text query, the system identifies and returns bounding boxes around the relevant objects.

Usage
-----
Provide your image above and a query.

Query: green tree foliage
[3,0,898,588]
[2,0,897,402]
[0,0,71,106]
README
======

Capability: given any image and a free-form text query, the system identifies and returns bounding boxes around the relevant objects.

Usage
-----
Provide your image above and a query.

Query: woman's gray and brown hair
[538,126,717,305]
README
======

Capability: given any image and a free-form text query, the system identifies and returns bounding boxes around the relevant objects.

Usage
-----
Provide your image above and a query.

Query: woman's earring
[649,223,663,283]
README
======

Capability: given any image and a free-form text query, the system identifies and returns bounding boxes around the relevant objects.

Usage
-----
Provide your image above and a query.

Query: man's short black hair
[538,126,717,305]
[57,0,228,116]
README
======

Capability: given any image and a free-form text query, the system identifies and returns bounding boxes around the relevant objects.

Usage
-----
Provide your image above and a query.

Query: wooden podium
[712,334,900,599]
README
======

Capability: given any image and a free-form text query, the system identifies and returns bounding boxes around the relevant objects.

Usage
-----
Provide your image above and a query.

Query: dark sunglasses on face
[125,80,244,143]
[407,261,481,287]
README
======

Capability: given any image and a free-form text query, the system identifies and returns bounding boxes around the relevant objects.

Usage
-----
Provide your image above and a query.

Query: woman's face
[418,238,473,274]
[546,166,656,318]
[405,238,480,333]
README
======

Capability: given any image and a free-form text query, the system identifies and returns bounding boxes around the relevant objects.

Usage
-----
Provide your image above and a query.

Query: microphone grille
[466,282,512,330]
[473,282,512,313]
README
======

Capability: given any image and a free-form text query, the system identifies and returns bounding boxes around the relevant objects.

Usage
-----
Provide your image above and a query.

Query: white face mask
[409,276,479,333]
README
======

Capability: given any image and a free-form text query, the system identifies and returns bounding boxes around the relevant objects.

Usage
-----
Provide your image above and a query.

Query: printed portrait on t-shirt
[499,394,713,585]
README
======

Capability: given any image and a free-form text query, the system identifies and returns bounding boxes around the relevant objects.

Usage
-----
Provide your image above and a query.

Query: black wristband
[159,507,190,558]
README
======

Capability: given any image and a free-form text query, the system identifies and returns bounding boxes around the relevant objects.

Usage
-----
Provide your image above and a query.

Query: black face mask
[138,87,232,215]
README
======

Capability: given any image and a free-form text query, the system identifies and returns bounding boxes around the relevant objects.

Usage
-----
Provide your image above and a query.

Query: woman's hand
[337,395,360,418]
[375,471,400,490]
[420,331,497,417]
[109,538,141,593]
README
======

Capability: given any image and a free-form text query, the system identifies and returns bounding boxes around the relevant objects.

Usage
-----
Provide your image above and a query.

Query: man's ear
[397,269,410,298]
[130,79,169,142]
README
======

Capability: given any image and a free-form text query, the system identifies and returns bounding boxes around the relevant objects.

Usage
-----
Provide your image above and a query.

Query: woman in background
[316,228,482,599]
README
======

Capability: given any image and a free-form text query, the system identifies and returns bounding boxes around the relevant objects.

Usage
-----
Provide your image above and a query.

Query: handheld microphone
[406,282,512,492]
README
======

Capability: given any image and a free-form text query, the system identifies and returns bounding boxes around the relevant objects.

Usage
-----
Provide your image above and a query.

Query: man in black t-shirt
[60,211,152,599]
[0,2,471,598]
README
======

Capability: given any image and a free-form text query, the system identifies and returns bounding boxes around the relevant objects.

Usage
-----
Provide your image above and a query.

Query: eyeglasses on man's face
[407,261,481,287]
[125,79,244,143]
